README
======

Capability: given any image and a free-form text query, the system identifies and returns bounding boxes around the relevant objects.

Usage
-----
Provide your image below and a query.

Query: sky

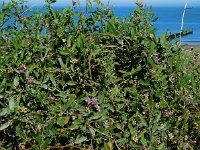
[1,0,200,7]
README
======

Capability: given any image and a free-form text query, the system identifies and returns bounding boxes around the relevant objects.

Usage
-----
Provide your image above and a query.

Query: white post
[180,1,188,45]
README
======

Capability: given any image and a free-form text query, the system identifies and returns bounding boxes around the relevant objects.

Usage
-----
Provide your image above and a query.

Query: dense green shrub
[0,0,199,149]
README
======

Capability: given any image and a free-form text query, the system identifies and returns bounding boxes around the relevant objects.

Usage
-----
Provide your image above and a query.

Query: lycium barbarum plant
[0,0,199,149]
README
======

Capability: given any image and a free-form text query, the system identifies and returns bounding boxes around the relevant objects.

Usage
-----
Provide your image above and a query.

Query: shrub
[0,0,199,149]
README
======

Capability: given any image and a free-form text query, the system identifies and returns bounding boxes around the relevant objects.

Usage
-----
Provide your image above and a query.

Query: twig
[180,2,188,46]
[88,50,93,81]
[114,141,120,150]
[108,0,111,6]
[21,1,43,15]
[88,125,113,139]
[48,144,86,150]
[90,139,94,150]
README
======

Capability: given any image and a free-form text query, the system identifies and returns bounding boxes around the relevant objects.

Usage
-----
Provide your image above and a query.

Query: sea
[109,6,200,44]
[2,5,200,44]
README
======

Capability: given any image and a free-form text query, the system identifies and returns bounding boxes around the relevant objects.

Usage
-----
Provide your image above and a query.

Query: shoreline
[181,44,200,51]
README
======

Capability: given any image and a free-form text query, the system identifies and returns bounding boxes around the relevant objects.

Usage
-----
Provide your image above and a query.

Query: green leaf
[64,116,70,125]
[158,143,165,150]
[138,113,148,127]
[57,117,65,127]
[107,22,117,35]
[9,98,15,111]
[16,125,25,139]
[66,81,77,86]
[155,111,161,123]
[58,57,65,68]
[42,138,50,149]
[152,123,158,133]
[76,35,83,49]
[87,2,92,11]
[68,124,79,130]
[36,133,42,145]
[89,113,102,121]
[103,141,113,150]
[75,136,87,144]
[49,74,56,87]
[116,138,129,146]
[0,108,8,116]
[140,132,148,146]
[14,76,19,87]
[0,122,10,131]
[57,92,68,99]
[89,127,95,138]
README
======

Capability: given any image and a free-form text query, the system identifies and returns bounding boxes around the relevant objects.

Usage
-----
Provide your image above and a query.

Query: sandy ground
[181,44,200,66]
[182,44,200,51]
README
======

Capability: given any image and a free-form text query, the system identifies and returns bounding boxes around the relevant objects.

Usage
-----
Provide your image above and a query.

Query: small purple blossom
[163,109,171,117]
[85,98,102,112]
[186,110,190,115]
[95,105,102,112]
[80,111,86,116]
[0,94,4,99]
[19,64,27,74]
[144,92,149,101]
[104,121,110,129]
[135,17,141,23]
[79,79,84,83]
[69,109,74,115]
[47,119,53,124]
[185,96,191,102]
[153,53,159,63]
[28,76,34,83]
[72,59,78,64]
[124,100,129,106]
[85,98,99,106]
[56,68,61,72]
[61,107,66,113]
[48,95,54,100]
[72,0,77,6]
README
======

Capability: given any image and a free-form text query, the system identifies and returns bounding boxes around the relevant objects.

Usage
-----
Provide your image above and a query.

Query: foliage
[0,0,200,149]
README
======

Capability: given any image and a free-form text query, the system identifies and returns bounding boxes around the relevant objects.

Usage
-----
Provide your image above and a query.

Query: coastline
[182,44,200,51]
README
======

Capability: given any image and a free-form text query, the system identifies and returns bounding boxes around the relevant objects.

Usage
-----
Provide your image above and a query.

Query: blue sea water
[48,6,200,44]
[2,5,200,44]
[112,6,200,44]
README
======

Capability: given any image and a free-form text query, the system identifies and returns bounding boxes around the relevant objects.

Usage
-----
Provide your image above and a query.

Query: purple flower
[19,64,27,74]
[104,121,110,129]
[95,105,102,112]
[124,100,129,106]
[135,17,141,23]
[185,96,191,102]
[144,92,149,101]
[28,76,34,83]
[61,107,66,113]
[163,109,171,117]
[79,79,84,83]
[72,59,78,64]
[80,111,86,116]
[56,68,61,72]
[47,120,53,124]
[69,109,74,115]
[72,0,77,6]
[85,98,102,112]
[85,98,99,106]
[48,95,54,100]
[186,110,190,115]
[153,53,159,63]
[0,94,4,99]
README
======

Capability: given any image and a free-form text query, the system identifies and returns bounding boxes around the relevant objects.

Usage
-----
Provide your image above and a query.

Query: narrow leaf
[138,113,148,127]
[75,136,87,144]
[0,122,10,131]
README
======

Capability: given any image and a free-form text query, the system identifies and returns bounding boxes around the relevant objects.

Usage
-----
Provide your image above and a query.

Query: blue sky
[2,0,200,7]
